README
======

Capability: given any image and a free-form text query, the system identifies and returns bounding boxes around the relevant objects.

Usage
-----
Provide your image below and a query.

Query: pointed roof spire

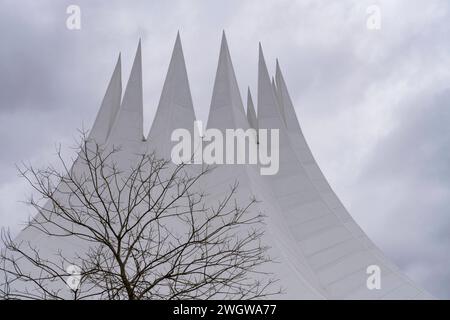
[207,31,248,131]
[275,59,301,131]
[258,44,284,129]
[272,72,287,125]
[146,32,196,158]
[108,40,144,144]
[88,54,122,144]
[247,87,257,130]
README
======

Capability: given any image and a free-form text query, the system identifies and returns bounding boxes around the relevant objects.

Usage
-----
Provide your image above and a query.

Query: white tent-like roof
[10,33,432,299]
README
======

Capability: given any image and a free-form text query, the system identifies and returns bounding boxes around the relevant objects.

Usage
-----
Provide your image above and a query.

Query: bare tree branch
[0,134,281,300]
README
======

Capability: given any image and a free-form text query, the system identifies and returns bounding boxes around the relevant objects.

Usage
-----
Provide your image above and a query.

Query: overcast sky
[0,0,449,298]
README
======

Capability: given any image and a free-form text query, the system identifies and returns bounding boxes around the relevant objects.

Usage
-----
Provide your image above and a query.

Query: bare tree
[0,135,280,300]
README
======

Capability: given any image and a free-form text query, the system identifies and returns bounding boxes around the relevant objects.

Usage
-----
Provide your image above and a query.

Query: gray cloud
[353,89,450,297]
[0,0,449,298]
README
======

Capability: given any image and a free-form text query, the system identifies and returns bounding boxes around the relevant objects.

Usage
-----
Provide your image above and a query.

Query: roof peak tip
[174,31,183,48]
[247,87,254,100]
[258,42,267,66]
[220,31,229,46]
[248,86,254,97]
[219,32,230,57]
[114,53,122,73]
[275,59,284,79]
[258,42,266,61]
[135,39,142,55]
